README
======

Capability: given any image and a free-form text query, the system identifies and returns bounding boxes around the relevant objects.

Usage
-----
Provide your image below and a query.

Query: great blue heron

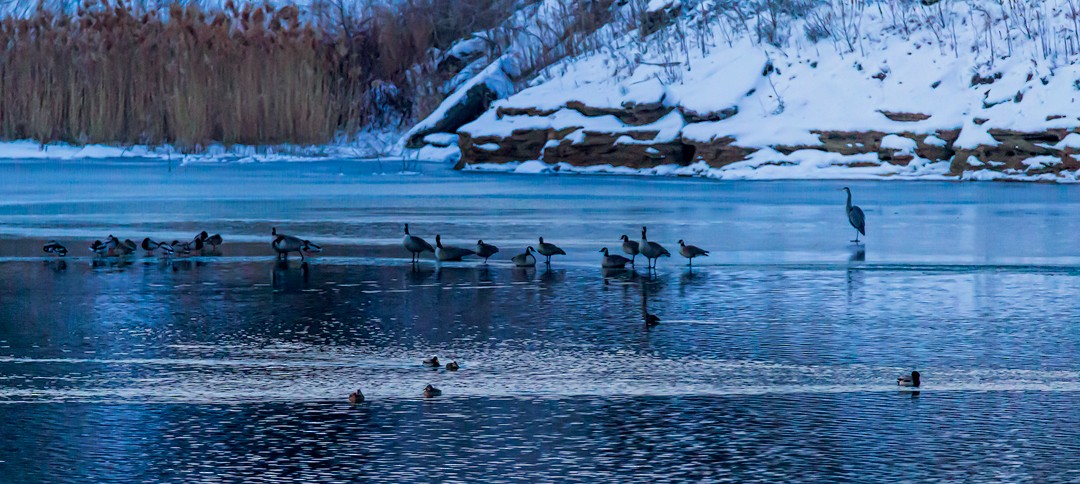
[841,187,865,243]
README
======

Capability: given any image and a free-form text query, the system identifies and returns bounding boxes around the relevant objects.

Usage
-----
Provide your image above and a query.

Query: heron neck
[845,190,852,210]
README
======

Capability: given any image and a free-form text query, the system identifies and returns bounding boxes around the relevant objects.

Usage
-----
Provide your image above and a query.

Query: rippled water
[2,159,1080,481]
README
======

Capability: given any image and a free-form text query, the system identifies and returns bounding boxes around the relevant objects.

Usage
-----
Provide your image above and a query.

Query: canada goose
[435,235,475,262]
[423,384,442,398]
[841,187,866,243]
[476,240,499,263]
[599,247,631,269]
[445,361,459,371]
[90,240,108,257]
[536,237,566,264]
[511,246,537,267]
[348,389,365,403]
[402,224,435,263]
[423,355,440,367]
[897,371,921,388]
[620,234,639,265]
[645,312,660,327]
[678,240,709,267]
[42,240,67,257]
[639,227,670,269]
[271,227,306,260]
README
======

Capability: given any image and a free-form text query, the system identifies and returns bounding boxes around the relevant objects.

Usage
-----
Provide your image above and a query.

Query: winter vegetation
[5,0,1080,180]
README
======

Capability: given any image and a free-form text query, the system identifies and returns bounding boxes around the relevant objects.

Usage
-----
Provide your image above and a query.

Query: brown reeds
[0,0,513,149]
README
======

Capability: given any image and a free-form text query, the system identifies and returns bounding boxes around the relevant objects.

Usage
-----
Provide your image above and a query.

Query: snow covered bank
[405,0,1080,182]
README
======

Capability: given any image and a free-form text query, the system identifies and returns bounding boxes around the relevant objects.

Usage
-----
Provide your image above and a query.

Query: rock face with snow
[410,0,1080,182]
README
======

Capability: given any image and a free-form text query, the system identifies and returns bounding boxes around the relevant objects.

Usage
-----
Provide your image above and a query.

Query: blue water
[1,159,1080,481]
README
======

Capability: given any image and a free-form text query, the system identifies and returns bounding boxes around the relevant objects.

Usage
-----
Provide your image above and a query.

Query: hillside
[410,0,1080,182]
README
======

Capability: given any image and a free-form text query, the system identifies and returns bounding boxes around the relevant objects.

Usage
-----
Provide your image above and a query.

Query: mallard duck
[445,361,459,371]
[423,384,442,397]
[639,226,670,269]
[536,237,566,264]
[89,239,108,257]
[348,389,365,403]
[511,246,537,267]
[42,240,67,257]
[423,355,440,367]
[678,240,709,267]
[620,234,639,265]
[402,224,435,263]
[198,231,223,250]
[475,240,499,263]
[599,247,631,268]
[897,370,921,388]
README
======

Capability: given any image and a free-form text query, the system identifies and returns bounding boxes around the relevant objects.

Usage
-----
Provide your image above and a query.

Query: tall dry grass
[0,0,515,149]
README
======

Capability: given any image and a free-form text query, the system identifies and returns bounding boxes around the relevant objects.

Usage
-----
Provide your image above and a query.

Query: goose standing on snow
[639,226,670,269]
[435,235,476,262]
[512,246,537,267]
[271,227,306,260]
[841,187,866,244]
[599,247,632,269]
[620,234,639,266]
[475,240,499,263]
[402,224,435,263]
[536,237,566,264]
[897,370,921,388]
[42,240,67,257]
[678,240,709,267]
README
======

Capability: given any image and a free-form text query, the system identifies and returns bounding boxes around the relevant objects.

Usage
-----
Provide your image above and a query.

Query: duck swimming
[43,240,67,257]
[423,355,440,367]
[348,389,365,403]
[423,384,442,397]
[897,370,921,388]
[445,361,459,371]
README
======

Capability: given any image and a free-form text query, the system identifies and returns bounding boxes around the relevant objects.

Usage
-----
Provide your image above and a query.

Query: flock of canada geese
[39,187,901,399]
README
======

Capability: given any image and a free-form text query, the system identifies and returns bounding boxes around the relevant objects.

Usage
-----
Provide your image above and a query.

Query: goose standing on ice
[620,234,639,266]
[402,224,435,263]
[639,226,670,269]
[599,247,632,269]
[475,240,499,263]
[536,237,566,264]
[42,240,67,257]
[678,240,709,267]
[271,227,306,260]
[841,187,866,244]
[512,246,537,267]
[435,235,476,262]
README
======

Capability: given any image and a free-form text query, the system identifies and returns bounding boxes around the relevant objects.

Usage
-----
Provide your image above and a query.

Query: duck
[620,234,639,265]
[90,239,108,257]
[140,237,161,255]
[536,237,566,264]
[423,384,442,397]
[198,231,224,251]
[301,240,323,256]
[645,312,660,328]
[445,361,459,371]
[599,247,632,269]
[348,389,365,403]
[172,237,204,257]
[678,240,709,267]
[104,235,121,256]
[402,224,435,263]
[423,355,440,367]
[475,240,499,263]
[511,246,537,267]
[120,239,138,256]
[42,240,67,257]
[435,235,475,262]
[639,226,670,269]
[897,370,921,388]
[271,227,306,260]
